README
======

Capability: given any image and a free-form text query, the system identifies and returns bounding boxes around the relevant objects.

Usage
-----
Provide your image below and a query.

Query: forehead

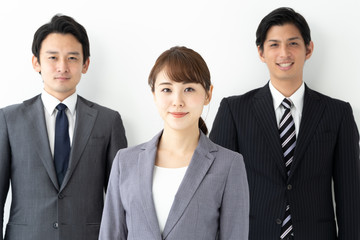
[265,23,303,41]
[155,70,200,86]
[40,33,83,54]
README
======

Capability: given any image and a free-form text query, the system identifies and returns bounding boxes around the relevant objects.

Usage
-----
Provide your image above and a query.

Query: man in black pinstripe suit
[210,7,360,239]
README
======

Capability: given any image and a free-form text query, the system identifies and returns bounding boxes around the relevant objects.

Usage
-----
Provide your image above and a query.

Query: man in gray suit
[0,15,127,240]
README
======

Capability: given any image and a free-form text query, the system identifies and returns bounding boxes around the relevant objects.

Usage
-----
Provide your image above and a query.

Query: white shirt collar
[41,90,77,116]
[269,81,305,112]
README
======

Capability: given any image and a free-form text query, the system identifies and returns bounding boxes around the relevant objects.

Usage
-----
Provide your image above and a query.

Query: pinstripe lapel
[252,84,287,179]
[289,85,325,180]
[24,95,59,190]
[162,132,216,239]
[138,132,163,240]
[60,96,98,190]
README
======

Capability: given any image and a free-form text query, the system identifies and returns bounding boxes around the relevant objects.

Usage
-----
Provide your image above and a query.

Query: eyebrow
[45,51,81,55]
[157,82,172,86]
[267,37,301,43]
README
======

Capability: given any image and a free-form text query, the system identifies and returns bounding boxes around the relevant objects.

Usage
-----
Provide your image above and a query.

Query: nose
[57,59,69,73]
[279,45,290,58]
[173,92,184,107]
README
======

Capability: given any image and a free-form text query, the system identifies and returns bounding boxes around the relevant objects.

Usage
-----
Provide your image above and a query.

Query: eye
[161,88,171,93]
[270,43,278,47]
[184,87,195,92]
[68,56,78,61]
[48,56,57,60]
[289,42,298,46]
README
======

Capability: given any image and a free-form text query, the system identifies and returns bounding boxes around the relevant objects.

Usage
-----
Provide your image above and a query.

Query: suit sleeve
[99,151,128,239]
[105,112,127,190]
[219,153,249,240]
[333,103,360,239]
[209,98,239,152]
[0,110,11,240]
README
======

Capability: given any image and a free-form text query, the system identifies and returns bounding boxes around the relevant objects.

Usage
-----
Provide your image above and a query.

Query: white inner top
[152,165,188,233]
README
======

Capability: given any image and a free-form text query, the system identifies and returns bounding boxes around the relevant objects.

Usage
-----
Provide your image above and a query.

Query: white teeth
[279,63,292,67]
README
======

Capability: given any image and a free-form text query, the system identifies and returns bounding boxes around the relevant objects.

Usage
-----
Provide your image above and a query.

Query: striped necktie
[279,98,295,239]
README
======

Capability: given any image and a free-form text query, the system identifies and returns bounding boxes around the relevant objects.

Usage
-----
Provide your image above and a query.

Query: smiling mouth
[277,62,293,67]
[170,112,188,118]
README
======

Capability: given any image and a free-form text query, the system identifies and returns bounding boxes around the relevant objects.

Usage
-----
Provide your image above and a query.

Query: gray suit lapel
[24,96,59,190]
[289,85,325,179]
[138,133,163,239]
[61,96,98,189]
[252,84,287,179]
[162,132,216,239]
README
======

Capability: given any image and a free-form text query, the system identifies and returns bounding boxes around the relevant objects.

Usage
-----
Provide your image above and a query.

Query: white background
[1,0,359,233]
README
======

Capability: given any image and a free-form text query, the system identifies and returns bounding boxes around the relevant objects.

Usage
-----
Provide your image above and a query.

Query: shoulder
[77,95,119,115]
[213,140,244,161]
[306,87,353,112]
[220,85,266,107]
[204,136,244,163]
[1,95,41,116]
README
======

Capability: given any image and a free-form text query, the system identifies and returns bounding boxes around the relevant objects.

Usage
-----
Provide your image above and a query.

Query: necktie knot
[56,103,67,111]
[281,98,292,110]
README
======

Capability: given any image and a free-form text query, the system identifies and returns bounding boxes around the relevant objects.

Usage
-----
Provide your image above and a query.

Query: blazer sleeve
[0,109,11,240]
[105,112,127,190]
[219,153,249,240]
[99,151,128,240]
[333,103,360,239]
[209,98,239,152]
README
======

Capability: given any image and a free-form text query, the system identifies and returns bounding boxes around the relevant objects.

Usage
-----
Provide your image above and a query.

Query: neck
[159,126,200,154]
[270,78,303,97]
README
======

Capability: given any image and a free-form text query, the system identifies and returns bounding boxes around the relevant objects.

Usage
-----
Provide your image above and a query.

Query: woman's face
[153,70,212,133]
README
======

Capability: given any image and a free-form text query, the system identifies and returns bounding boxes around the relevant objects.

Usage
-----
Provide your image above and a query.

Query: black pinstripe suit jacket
[210,83,360,239]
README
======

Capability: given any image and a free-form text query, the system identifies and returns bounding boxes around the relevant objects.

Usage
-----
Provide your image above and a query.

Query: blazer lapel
[162,132,216,239]
[61,96,98,189]
[138,133,163,239]
[289,85,325,179]
[252,84,287,179]
[24,95,59,190]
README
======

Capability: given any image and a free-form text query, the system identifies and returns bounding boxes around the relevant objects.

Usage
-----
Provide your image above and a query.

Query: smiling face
[153,70,212,134]
[32,33,89,101]
[258,23,313,90]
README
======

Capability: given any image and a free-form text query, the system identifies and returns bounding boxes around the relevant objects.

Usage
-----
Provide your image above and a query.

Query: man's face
[32,33,89,101]
[258,23,313,87]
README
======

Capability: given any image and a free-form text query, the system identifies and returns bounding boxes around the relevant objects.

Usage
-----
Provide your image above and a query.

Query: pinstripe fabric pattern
[209,83,360,240]
[279,98,295,239]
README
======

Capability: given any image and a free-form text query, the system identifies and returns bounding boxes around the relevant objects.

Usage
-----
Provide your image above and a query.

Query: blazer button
[287,184,292,190]
[53,222,59,229]
[276,219,282,225]
[58,193,65,199]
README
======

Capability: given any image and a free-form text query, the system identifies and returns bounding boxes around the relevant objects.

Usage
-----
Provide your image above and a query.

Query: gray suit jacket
[0,94,127,240]
[99,131,249,240]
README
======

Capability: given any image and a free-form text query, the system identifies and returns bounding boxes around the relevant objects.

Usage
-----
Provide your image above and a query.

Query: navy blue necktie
[54,103,70,186]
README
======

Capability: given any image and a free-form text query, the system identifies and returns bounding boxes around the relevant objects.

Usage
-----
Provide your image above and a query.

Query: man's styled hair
[32,14,90,64]
[256,7,311,51]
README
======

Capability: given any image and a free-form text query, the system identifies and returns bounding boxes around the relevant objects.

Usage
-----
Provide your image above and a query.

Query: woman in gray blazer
[99,46,249,240]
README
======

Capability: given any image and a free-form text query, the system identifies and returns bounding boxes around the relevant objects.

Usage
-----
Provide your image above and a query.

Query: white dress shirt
[41,90,77,157]
[152,165,188,233]
[269,81,305,136]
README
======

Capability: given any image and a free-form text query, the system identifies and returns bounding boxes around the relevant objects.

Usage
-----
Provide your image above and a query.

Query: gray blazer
[0,95,127,240]
[99,131,249,240]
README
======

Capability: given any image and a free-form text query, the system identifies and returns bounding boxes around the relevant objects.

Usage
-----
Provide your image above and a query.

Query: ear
[82,58,90,74]
[204,85,214,106]
[32,55,41,73]
[305,41,314,60]
[257,45,266,63]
